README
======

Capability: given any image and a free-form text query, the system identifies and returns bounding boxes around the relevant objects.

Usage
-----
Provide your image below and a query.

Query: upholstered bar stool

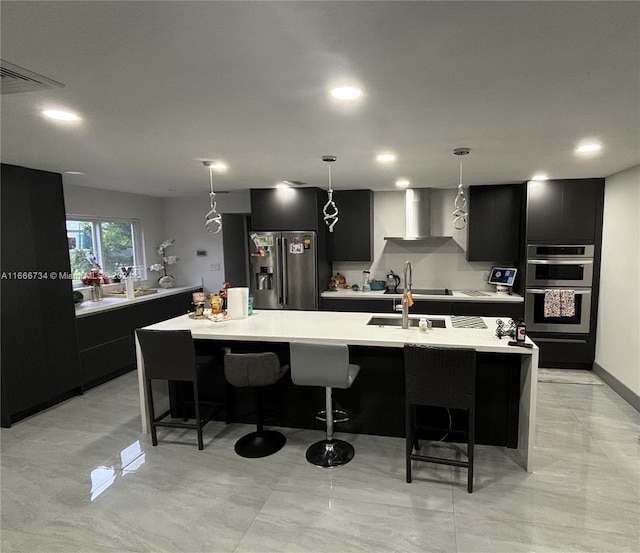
[136,329,225,451]
[289,341,360,468]
[404,344,477,493]
[223,351,289,458]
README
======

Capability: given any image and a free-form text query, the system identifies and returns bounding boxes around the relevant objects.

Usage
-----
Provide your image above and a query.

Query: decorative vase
[158,275,176,289]
[90,285,103,302]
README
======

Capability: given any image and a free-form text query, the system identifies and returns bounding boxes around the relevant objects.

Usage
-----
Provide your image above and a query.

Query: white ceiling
[1,1,639,197]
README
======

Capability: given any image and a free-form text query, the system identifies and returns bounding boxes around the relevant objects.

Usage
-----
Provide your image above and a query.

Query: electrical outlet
[210,263,220,271]
[481,271,490,281]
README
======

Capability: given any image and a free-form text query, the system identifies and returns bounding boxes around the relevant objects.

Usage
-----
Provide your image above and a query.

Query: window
[66,217,144,284]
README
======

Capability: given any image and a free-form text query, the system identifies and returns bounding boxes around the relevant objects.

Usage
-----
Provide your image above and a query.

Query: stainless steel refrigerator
[248,231,319,310]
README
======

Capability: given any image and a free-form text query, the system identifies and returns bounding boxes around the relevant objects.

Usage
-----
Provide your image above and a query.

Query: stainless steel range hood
[384,188,452,241]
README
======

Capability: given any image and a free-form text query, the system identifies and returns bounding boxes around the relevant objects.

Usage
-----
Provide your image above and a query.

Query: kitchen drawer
[410,300,453,315]
[452,301,524,319]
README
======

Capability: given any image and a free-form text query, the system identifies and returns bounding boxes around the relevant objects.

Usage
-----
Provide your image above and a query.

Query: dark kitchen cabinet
[76,290,197,388]
[452,301,523,319]
[250,187,326,232]
[411,300,454,316]
[328,190,373,261]
[320,298,395,313]
[467,184,524,262]
[527,179,604,243]
[1,164,82,427]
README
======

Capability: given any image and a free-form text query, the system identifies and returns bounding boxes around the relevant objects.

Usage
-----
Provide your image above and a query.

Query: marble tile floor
[1,371,638,553]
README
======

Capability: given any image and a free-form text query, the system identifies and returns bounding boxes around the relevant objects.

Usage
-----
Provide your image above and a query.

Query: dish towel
[559,290,575,317]
[544,289,561,317]
[544,289,576,317]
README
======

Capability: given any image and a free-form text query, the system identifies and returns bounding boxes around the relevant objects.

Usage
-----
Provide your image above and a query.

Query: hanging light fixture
[452,147,470,230]
[203,161,222,234]
[322,155,339,232]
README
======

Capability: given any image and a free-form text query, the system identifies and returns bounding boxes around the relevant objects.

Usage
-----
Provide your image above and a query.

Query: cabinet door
[250,188,322,231]
[1,164,81,425]
[451,302,523,319]
[320,298,364,312]
[467,184,523,262]
[527,179,604,242]
[328,190,373,261]
[411,301,453,315]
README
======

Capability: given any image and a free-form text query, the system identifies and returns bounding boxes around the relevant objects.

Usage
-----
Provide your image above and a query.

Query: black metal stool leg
[233,387,286,458]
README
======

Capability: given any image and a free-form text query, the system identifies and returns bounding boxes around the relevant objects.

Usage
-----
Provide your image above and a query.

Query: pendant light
[452,147,470,230]
[203,161,222,234]
[322,155,339,232]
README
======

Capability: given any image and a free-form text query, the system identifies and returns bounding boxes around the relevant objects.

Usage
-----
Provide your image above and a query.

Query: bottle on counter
[515,319,527,342]
[419,317,428,334]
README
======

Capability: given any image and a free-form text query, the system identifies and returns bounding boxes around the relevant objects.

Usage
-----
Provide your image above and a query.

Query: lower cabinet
[320,298,395,313]
[76,291,196,389]
[452,302,524,319]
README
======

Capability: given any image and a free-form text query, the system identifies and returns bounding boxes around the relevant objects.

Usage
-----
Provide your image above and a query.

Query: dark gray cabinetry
[1,164,82,427]
[527,179,604,242]
[411,301,454,316]
[328,190,373,261]
[76,291,196,388]
[250,187,326,231]
[467,184,524,262]
[320,298,395,313]
[452,301,523,319]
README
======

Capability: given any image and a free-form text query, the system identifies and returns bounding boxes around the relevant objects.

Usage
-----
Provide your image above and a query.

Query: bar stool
[136,329,225,451]
[223,351,289,458]
[289,341,360,468]
[404,344,477,492]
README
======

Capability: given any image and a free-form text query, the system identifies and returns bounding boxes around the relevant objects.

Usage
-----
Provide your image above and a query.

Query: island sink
[367,316,447,328]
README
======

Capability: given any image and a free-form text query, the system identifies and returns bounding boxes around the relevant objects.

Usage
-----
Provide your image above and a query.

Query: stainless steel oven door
[526,258,593,287]
[525,288,591,333]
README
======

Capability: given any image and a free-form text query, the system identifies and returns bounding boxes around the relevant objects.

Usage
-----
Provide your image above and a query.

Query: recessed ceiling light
[275,182,290,189]
[395,178,410,188]
[531,174,548,181]
[575,141,602,155]
[330,86,363,100]
[63,171,85,175]
[42,109,80,122]
[376,153,397,164]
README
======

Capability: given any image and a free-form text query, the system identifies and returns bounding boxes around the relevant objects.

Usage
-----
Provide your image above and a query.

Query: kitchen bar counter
[137,310,537,471]
[321,288,524,302]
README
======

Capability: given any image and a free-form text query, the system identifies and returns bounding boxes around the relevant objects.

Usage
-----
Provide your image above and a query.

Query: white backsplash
[332,189,495,291]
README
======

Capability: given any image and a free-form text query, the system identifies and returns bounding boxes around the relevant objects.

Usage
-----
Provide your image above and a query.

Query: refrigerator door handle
[275,236,283,306]
[281,236,288,306]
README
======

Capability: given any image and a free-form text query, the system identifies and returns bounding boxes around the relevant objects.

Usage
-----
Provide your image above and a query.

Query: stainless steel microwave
[526,244,594,288]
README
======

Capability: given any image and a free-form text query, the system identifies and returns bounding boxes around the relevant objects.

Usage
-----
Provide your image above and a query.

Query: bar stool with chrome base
[290,341,360,468]
[404,344,477,493]
[223,351,289,458]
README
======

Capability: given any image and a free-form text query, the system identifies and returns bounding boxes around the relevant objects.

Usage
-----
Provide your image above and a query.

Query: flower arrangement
[81,253,108,286]
[149,239,180,288]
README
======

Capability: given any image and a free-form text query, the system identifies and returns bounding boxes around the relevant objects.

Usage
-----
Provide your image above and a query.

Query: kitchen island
[136,310,538,471]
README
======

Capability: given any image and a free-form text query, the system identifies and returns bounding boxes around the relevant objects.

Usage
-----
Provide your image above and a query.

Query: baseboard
[592,362,640,412]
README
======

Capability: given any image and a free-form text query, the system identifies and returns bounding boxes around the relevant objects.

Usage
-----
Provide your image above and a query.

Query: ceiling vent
[1,59,64,95]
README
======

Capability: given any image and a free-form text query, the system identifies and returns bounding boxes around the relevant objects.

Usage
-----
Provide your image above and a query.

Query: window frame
[66,215,145,286]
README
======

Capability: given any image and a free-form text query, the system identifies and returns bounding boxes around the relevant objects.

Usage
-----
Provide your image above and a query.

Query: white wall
[596,164,640,395]
[333,189,495,290]
[163,190,250,294]
[63,183,165,285]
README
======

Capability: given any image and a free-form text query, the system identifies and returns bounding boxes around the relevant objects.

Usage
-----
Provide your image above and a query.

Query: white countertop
[143,309,535,353]
[74,285,201,317]
[321,289,524,303]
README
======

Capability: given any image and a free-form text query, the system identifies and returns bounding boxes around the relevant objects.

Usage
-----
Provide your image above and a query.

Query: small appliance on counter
[488,267,517,294]
[386,270,400,293]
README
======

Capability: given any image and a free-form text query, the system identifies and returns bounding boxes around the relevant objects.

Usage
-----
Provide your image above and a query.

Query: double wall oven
[525,245,594,334]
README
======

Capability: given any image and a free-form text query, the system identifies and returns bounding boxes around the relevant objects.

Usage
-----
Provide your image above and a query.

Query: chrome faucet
[401,260,412,329]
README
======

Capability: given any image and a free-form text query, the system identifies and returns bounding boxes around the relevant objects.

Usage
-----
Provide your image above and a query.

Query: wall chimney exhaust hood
[384,188,452,241]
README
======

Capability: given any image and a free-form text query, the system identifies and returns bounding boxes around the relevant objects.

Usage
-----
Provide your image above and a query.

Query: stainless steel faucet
[401,260,412,329]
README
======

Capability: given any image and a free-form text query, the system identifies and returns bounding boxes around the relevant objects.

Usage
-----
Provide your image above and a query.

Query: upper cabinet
[250,187,325,231]
[467,183,524,262]
[527,179,604,243]
[328,189,374,261]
